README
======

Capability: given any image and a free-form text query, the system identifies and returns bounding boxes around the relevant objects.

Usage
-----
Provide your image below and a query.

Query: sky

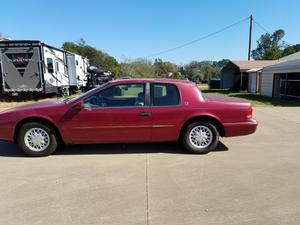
[1,0,299,65]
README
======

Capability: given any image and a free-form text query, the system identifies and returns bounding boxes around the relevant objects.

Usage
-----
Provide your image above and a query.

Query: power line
[253,18,293,46]
[145,16,250,58]
[253,18,269,33]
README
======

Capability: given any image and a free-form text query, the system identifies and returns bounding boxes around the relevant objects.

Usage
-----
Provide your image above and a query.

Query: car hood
[204,94,247,103]
[1,100,66,113]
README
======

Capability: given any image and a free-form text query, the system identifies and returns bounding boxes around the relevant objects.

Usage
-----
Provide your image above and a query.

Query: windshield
[65,83,110,104]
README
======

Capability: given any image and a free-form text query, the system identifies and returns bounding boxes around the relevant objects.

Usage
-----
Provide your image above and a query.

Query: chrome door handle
[139,112,151,116]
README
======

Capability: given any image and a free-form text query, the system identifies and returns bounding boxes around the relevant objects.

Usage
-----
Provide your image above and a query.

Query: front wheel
[17,122,58,157]
[181,122,219,154]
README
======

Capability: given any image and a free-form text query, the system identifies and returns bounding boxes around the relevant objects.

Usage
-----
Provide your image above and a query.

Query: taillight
[246,107,253,119]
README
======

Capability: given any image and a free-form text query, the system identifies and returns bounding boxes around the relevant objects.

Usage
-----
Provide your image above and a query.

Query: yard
[201,86,300,107]
[0,97,62,111]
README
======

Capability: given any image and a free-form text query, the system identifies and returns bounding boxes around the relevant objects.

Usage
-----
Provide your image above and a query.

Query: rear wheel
[17,122,58,157]
[181,122,219,154]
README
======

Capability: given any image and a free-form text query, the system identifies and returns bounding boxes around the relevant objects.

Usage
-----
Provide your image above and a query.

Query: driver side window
[84,83,146,108]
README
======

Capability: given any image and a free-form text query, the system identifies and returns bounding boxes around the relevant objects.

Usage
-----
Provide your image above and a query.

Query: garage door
[279,73,300,98]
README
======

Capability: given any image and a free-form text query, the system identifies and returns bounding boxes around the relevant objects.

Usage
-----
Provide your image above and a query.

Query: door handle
[139,112,151,116]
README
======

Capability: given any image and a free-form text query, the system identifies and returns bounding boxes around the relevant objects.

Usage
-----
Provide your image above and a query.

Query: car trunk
[204,94,247,103]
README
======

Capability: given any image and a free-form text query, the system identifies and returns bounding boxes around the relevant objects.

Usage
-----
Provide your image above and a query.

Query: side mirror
[72,101,84,111]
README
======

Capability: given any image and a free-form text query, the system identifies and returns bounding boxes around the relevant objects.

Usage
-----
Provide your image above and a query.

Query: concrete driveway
[0,107,300,225]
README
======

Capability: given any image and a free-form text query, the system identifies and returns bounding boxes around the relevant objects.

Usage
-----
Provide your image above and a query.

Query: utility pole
[248,14,253,61]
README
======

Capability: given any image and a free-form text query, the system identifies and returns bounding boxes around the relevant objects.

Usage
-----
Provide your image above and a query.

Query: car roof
[110,78,194,85]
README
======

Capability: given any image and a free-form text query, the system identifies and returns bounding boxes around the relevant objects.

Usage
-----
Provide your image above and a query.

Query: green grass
[202,89,300,107]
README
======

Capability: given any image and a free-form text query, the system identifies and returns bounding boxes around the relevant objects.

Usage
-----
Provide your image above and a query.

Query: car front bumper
[223,119,258,137]
[0,112,17,142]
[0,125,15,142]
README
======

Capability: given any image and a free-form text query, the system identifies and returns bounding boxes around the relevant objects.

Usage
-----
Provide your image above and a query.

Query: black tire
[17,122,58,157]
[181,121,219,154]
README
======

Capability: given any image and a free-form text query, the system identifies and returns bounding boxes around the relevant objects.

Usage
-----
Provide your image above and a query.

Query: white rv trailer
[65,52,89,91]
[75,53,89,89]
[0,40,89,96]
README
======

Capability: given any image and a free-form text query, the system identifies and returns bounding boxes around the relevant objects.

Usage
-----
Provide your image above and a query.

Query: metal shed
[261,59,300,98]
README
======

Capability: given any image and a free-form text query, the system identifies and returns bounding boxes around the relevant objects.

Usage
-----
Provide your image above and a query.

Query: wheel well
[180,116,225,138]
[14,117,63,144]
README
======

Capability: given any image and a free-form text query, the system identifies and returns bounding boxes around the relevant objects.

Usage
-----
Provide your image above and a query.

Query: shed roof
[279,51,300,61]
[262,59,300,73]
[231,60,279,72]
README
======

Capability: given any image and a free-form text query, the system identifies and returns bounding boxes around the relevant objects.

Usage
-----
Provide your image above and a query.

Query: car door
[149,83,186,142]
[62,82,152,144]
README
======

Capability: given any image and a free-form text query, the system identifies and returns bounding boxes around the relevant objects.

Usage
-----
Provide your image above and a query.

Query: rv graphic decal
[6,53,33,67]
[6,53,34,77]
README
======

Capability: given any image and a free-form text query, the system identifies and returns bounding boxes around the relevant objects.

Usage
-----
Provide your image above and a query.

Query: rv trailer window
[76,60,78,66]
[55,61,59,72]
[47,58,54,73]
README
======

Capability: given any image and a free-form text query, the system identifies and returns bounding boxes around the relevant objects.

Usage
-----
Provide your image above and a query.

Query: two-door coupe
[0,79,257,156]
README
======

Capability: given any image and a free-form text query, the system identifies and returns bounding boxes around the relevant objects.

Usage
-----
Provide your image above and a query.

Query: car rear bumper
[223,119,258,137]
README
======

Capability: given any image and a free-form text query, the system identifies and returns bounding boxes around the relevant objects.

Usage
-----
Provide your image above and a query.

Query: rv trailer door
[66,53,77,87]
[0,47,43,92]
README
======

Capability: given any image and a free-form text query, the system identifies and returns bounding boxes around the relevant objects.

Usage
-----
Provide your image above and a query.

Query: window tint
[47,58,54,73]
[152,83,180,106]
[84,83,146,108]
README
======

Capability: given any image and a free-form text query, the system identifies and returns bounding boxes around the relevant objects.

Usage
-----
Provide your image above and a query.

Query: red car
[0,79,257,156]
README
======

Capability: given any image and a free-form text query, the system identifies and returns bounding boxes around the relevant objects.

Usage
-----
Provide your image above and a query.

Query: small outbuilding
[220,60,278,92]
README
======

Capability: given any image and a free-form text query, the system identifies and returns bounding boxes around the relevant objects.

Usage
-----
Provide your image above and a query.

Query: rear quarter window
[152,83,180,106]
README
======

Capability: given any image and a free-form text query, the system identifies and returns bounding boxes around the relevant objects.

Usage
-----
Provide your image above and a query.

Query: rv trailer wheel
[61,87,70,97]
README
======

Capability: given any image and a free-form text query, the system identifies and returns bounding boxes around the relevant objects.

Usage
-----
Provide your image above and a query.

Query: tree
[251,29,286,60]
[62,39,121,77]
[77,38,86,47]
[153,58,178,78]
[120,58,155,77]
[183,60,224,81]
[214,59,230,68]
[282,44,300,57]
[179,67,186,78]
[119,58,180,78]
[62,41,79,53]
[0,32,9,40]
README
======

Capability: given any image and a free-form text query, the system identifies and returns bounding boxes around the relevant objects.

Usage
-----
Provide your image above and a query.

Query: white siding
[248,72,257,93]
[261,72,274,97]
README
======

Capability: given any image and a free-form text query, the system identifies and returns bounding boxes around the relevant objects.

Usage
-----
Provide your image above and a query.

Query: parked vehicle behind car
[0,79,257,156]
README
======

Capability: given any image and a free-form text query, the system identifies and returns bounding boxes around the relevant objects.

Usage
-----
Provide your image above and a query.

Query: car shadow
[0,141,228,157]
